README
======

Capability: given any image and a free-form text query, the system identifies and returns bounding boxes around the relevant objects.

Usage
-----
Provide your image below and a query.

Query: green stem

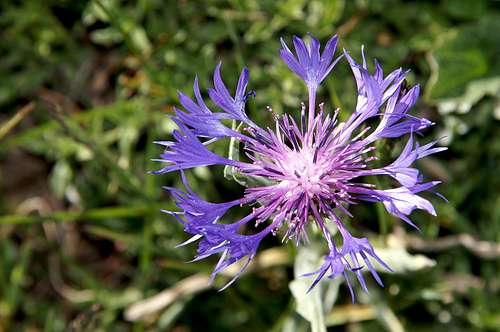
[0,205,163,225]
[374,140,391,235]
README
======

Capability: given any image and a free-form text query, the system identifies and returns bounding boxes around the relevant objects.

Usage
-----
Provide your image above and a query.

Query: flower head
[279,34,342,92]
[153,34,445,299]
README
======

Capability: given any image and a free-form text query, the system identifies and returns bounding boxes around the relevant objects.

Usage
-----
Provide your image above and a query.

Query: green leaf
[430,48,488,99]
[373,237,436,273]
[443,0,487,20]
[428,15,500,99]
[49,160,73,199]
[90,27,123,46]
[436,76,500,114]
[289,246,327,332]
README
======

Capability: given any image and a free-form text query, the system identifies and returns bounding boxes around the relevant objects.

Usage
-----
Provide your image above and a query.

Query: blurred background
[1,0,499,331]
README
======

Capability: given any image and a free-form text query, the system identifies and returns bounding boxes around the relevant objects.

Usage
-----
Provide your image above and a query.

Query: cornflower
[153,34,445,299]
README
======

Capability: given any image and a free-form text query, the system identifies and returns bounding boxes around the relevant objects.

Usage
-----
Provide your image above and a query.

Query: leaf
[129,26,152,58]
[373,248,436,274]
[434,76,500,144]
[289,246,327,332]
[428,15,500,99]
[338,237,435,279]
[90,27,123,46]
[1,98,147,152]
[430,48,488,99]
[49,160,73,199]
[307,0,345,29]
[443,0,487,20]
[436,76,500,115]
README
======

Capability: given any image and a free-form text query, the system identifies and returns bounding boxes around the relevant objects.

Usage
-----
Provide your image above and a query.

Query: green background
[0,0,499,331]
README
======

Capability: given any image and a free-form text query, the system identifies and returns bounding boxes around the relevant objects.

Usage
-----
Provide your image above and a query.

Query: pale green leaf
[373,244,436,273]
[289,247,327,332]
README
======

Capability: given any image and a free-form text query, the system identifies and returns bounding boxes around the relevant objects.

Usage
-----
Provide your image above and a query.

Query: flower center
[282,147,325,197]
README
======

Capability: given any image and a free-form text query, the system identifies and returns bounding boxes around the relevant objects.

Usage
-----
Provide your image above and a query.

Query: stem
[310,202,334,251]
[307,86,317,144]
[0,205,163,225]
[0,102,34,140]
[308,86,316,129]
[374,139,391,235]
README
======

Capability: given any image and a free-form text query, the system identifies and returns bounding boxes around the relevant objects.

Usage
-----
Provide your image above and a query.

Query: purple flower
[279,34,342,92]
[151,117,245,174]
[280,34,343,127]
[153,34,445,298]
[207,63,256,125]
[162,172,242,236]
[174,76,246,139]
[302,248,354,296]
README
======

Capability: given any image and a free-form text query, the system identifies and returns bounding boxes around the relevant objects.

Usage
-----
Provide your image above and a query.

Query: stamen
[352,126,371,142]
[313,146,319,163]
[300,102,306,134]
[266,106,280,121]
[332,107,340,123]
[361,146,376,154]
[202,138,220,145]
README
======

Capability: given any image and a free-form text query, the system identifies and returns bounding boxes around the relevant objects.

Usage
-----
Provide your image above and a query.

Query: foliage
[0,0,499,331]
